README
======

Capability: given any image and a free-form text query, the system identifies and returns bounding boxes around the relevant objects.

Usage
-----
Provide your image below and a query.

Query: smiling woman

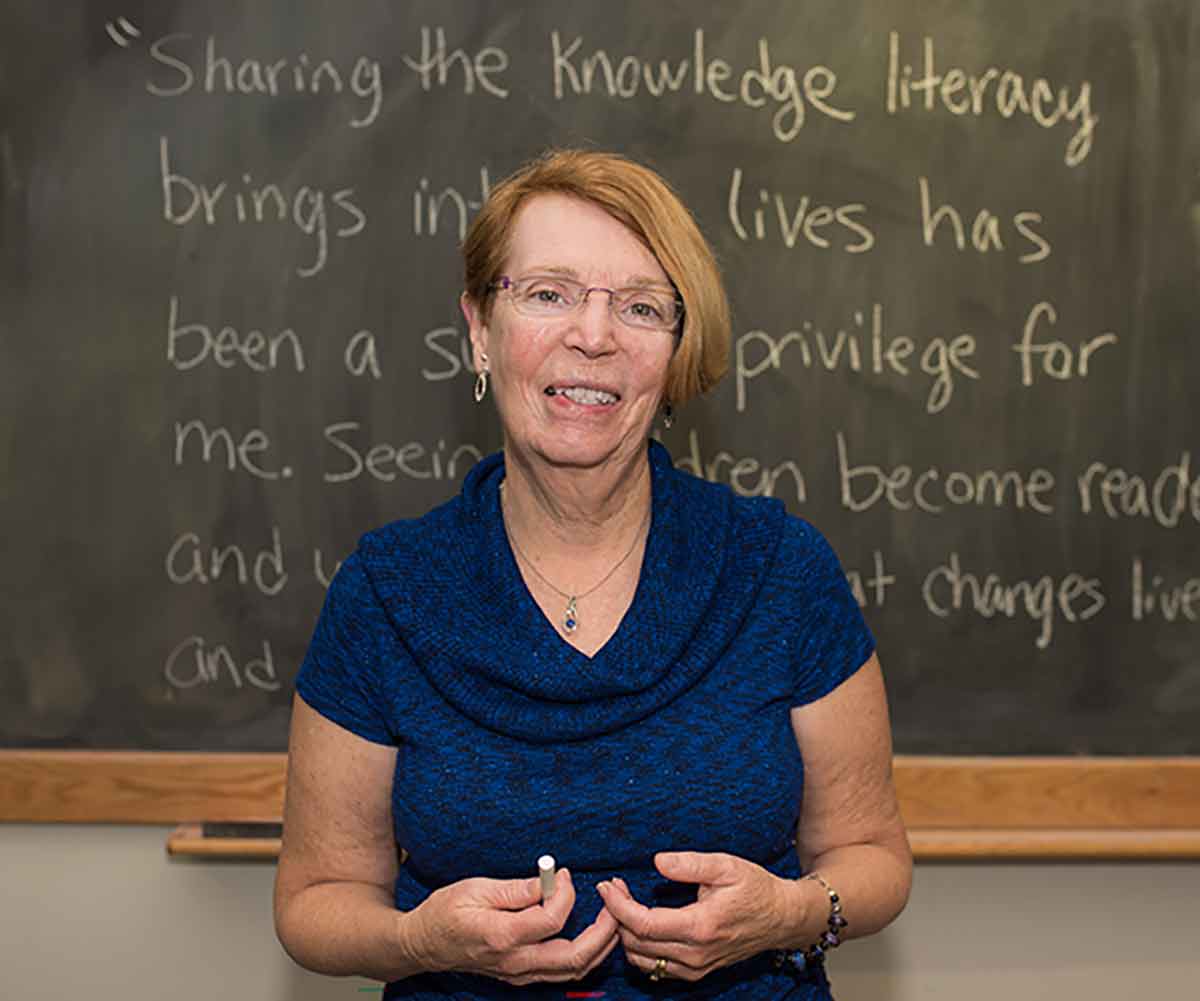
[463,191,679,488]
[460,149,731,408]
[274,150,912,1001]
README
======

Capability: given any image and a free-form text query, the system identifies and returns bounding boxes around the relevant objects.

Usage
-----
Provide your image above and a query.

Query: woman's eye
[525,284,570,306]
[627,298,665,320]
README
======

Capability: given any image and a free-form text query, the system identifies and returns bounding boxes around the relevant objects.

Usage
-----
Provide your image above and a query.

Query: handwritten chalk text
[165,526,288,596]
[673,428,806,505]
[159,138,366,277]
[552,29,854,143]
[922,552,1105,650]
[886,31,1098,166]
[322,422,482,484]
[1131,559,1200,622]
[735,305,979,415]
[1013,301,1118,386]
[164,635,280,691]
[919,176,1051,262]
[173,418,292,480]
[166,296,305,373]
[1077,453,1199,528]
[727,167,875,252]
[838,432,1056,515]
[148,33,383,128]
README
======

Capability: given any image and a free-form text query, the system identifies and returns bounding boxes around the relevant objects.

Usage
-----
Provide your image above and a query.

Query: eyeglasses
[491,274,684,334]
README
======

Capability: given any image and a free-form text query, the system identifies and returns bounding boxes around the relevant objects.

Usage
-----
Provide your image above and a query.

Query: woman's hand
[597,852,801,983]
[407,867,619,986]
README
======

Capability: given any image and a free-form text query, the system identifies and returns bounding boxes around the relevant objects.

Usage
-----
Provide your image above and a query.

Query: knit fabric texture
[296,440,875,1000]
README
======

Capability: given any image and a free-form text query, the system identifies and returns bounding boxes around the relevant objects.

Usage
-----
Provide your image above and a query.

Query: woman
[274,149,912,999]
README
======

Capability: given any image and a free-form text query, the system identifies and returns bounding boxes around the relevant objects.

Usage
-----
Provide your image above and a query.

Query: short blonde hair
[462,149,730,405]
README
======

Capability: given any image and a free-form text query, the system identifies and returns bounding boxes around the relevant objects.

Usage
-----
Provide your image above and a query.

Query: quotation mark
[104,16,142,47]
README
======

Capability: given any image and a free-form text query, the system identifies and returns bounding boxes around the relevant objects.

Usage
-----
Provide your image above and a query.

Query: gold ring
[649,957,667,981]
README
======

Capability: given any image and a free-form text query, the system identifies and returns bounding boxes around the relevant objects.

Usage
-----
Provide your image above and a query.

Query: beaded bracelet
[774,872,849,973]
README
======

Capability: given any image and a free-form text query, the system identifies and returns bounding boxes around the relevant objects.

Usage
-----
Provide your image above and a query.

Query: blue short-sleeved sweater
[297,440,875,1000]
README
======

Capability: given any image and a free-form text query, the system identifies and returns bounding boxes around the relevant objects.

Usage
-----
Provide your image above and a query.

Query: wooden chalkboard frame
[2,752,1198,859]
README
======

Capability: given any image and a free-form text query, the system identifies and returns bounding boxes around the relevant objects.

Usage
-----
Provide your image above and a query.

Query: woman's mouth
[545,386,620,405]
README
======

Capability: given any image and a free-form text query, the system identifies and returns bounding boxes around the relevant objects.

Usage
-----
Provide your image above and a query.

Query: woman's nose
[567,290,619,353]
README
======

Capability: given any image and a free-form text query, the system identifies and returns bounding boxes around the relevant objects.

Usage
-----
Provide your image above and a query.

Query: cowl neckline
[360,440,784,743]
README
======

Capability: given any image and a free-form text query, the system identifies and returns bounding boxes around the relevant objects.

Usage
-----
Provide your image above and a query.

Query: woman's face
[465,193,677,475]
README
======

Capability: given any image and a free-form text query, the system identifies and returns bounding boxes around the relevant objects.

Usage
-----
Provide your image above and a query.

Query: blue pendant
[563,596,578,634]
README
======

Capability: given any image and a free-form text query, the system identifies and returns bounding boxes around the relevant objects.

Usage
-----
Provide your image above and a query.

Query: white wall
[2,824,1197,1001]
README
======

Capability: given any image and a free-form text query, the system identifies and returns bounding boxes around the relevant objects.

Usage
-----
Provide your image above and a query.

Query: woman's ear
[461,292,489,373]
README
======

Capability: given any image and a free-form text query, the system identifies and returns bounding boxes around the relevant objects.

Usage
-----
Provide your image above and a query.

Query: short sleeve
[295,551,396,745]
[783,518,876,706]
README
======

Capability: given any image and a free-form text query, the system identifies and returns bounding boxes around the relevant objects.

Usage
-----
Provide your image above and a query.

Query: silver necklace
[500,483,651,635]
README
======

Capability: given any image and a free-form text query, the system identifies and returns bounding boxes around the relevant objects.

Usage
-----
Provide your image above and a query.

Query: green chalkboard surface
[1,0,1197,753]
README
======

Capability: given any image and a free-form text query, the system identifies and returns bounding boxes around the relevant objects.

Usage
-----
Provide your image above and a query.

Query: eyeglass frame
[488,274,686,336]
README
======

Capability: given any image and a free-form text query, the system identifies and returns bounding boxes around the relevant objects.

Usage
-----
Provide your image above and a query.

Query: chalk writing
[673,428,806,505]
[421,325,474,381]
[919,176,1051,262]
[158,138,367,277]
[165,526,288,596]
[164,635,281,691]
[551,29,854,143]
[922,552,1105,649]
[322,422,482,484]
[1013,301,1118,385]
[846,550,897,609]
[837,433,1056,515]
[147,33,383,127]
[312,548,343,589]
[735,305,979,415]
[885,31,1098,166]
[173,418,292,480]
[727,167,875,252]
[166,295,305,373]
[1077,454,1199,527]
[1130,558,1200,622]
[402,26,509,97]
[344,330,381,379]
[412,167,492,240]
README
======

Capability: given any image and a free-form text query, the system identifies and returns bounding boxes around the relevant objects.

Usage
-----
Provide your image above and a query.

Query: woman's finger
[470,874,543,911]
[538,917,621,979]
[622,946,709,984]
[618,922,711,973]
[494,867,577,944]
[499,900,621,984]
[597,879,696,948]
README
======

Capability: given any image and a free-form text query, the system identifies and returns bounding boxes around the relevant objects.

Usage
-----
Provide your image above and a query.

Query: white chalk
[537,854,556,901]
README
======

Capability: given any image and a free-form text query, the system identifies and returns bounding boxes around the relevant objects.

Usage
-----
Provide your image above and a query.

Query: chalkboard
[1,0,1197,756]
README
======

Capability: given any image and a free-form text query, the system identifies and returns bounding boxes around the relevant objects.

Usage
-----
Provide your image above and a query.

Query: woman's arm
[274,694,621,985]
[274,693,425,981]
[783,652,913,944]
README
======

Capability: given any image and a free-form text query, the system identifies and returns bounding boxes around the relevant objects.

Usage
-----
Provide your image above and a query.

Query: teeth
[558,386,617,405]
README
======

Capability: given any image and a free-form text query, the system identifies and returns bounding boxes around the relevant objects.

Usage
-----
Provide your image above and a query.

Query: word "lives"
[727,168,874,253]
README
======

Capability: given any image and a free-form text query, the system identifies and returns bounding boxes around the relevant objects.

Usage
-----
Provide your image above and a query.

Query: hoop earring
[474,354,489,403]
[662,400,674,429]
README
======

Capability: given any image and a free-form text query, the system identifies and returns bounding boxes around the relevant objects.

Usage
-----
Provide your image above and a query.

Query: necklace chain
[500,482,650,635]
